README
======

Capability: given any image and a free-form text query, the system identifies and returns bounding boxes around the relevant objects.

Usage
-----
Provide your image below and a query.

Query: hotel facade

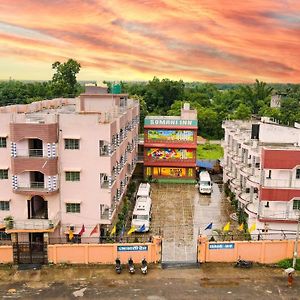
[143,104,197,183]
[0,86,139,255]
[222,118,300,238]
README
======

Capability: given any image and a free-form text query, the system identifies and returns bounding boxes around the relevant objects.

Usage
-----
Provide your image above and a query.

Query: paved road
[0,264,299,299]
[147,183,227,263]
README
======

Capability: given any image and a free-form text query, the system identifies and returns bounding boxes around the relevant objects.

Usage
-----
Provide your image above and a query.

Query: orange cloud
[0,0,299,82]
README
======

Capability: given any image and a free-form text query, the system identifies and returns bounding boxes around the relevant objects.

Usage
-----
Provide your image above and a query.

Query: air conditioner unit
[69,225,75,231]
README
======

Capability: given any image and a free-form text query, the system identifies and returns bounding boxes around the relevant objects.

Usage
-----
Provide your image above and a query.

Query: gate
[13,242,47,264]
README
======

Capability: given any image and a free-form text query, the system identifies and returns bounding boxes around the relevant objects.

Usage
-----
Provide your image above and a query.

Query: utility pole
[292,214,300,269]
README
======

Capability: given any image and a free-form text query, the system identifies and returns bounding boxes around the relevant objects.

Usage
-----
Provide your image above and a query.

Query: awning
[63,199,82,203]
[63,168,81,172]
[63,136,81,139]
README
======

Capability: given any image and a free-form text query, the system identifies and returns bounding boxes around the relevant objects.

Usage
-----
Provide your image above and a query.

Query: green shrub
[277,258,300,270]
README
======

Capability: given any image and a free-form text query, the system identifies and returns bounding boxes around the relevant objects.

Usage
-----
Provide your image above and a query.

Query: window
[66,203,80,213]
[296,169,300,179]
[0,137,6,148]
[0,201,9,211]
[293,200,300,210]
[99,140,108,156]
[65,139,80,150]
[65,171,80,181]
[0,169,8,179]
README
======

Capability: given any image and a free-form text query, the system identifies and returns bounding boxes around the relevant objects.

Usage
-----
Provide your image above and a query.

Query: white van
[199,171,212,194]
[136,183,151,198]
[131,196,152,232]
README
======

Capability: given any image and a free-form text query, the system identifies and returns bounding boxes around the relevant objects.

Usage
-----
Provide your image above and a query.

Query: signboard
[147,148,194,160]
[208,243,235,250]
[145,118,198,127]
[147,129,194,142]
[117,245,148,252]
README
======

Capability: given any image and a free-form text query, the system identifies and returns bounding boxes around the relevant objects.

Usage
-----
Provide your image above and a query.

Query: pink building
[0,86,139,262]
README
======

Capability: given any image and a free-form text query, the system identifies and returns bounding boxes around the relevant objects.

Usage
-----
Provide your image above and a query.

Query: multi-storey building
[143,103,197,183]
[0,86,139,252]
[223,118,300,237]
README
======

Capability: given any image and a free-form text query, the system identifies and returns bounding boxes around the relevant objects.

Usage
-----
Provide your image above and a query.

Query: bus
[131,196,152,232]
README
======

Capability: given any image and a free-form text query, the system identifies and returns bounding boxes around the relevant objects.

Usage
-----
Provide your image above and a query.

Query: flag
[110,225,116,236]
[238,223,244,231]
[248,223,256,233]
[68,229,74,241]
[127,226,136,235]
[223,222,230,232]
[78,224,85,236]
[90,224,98,236]
[137,224,146,232]
[120,226,125,237]
[204,222,213,230]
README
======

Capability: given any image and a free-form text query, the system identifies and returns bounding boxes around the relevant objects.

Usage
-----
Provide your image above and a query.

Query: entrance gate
[13,242,47,264]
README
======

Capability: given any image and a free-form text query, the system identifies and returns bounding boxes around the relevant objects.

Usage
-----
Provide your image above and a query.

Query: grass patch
[197,143,224,160]
[277,258,300,270]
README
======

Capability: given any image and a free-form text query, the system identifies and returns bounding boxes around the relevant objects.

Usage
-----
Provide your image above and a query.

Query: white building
[222,118,300,238]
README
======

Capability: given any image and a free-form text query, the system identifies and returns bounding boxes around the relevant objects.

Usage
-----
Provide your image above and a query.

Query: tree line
[122,78,300,139]
[1,59,299,140]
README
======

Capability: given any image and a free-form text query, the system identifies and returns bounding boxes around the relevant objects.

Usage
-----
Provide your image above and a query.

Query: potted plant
[4,216,14,229]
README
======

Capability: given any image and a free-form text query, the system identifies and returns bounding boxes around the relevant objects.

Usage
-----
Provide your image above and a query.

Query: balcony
[14,181,59,195]
[11,156,58,176]
[258,209,298,223]
[5,212,60,233]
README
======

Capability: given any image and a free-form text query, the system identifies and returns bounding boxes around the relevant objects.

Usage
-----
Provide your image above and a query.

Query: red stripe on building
[262,149,300,169]
[260,187,300,201]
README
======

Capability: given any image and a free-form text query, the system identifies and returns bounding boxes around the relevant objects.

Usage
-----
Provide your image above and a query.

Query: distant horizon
[0,1,300,83]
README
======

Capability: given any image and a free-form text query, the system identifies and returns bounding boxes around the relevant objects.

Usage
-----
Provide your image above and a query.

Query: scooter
[141,258,148,275]
[235,258,253,268]
[115,258,122,274]
[128,258,135,274]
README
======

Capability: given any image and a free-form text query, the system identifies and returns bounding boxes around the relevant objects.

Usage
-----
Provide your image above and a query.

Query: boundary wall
[0,237,161,265]
[198,236,299,264]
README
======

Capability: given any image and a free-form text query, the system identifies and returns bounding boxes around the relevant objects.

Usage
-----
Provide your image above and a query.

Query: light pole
[292,214,300,269]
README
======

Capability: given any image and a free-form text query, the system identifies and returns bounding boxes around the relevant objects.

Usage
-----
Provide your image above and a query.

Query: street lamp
[292,214,300,269]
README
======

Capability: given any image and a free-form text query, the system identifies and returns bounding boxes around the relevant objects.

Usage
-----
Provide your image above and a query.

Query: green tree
[51,59,81,97]
[231,103,252,120]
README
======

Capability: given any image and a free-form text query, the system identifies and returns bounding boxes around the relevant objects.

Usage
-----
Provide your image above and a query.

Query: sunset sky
[0,0,299,83]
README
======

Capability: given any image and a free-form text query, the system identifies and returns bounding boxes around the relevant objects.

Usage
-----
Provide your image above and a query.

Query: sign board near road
[208,243,235,250]
[117,245,148,252]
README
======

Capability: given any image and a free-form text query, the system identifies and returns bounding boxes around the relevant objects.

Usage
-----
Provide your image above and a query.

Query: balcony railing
[15,148,57,157]
[16,181,59,193]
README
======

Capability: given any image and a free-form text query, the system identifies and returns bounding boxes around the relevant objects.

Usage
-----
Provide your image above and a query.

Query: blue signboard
[209,243,235,250]
[117,245,148,252]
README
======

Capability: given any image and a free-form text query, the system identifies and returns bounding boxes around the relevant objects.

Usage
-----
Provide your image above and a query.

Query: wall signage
[145,119,198,127]
[208,243,235,250]
[117,245,148,252]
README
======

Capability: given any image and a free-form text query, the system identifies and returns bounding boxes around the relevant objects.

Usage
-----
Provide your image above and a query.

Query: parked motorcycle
[235,258,253,268]
[115,258,122,274]
[141,258,148,275]
[128,258,135,274]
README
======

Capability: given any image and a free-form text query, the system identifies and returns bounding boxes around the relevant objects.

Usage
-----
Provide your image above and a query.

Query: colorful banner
[147,148,194,160]
[147,130,194,142]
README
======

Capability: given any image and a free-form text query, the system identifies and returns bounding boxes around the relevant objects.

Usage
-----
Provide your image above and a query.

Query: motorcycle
[128,258,135,274]
[115,258,122,274]
[235,258,253,268]
[141,258,148,275]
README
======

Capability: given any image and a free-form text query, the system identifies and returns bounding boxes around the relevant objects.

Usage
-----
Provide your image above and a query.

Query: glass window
[0,137,7,148]
[0,169,8,179]
[66,203,80,213]
[293,200,300,210]
[65,139,80,150]
[0,201,9,211]
[65,171,80,181]
[296,169,300,179]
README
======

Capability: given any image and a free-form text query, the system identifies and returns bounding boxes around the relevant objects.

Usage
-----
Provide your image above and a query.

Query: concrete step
[161,261,200,269]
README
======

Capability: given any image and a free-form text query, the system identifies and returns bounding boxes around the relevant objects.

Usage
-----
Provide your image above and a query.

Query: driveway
[148,182,227,263]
